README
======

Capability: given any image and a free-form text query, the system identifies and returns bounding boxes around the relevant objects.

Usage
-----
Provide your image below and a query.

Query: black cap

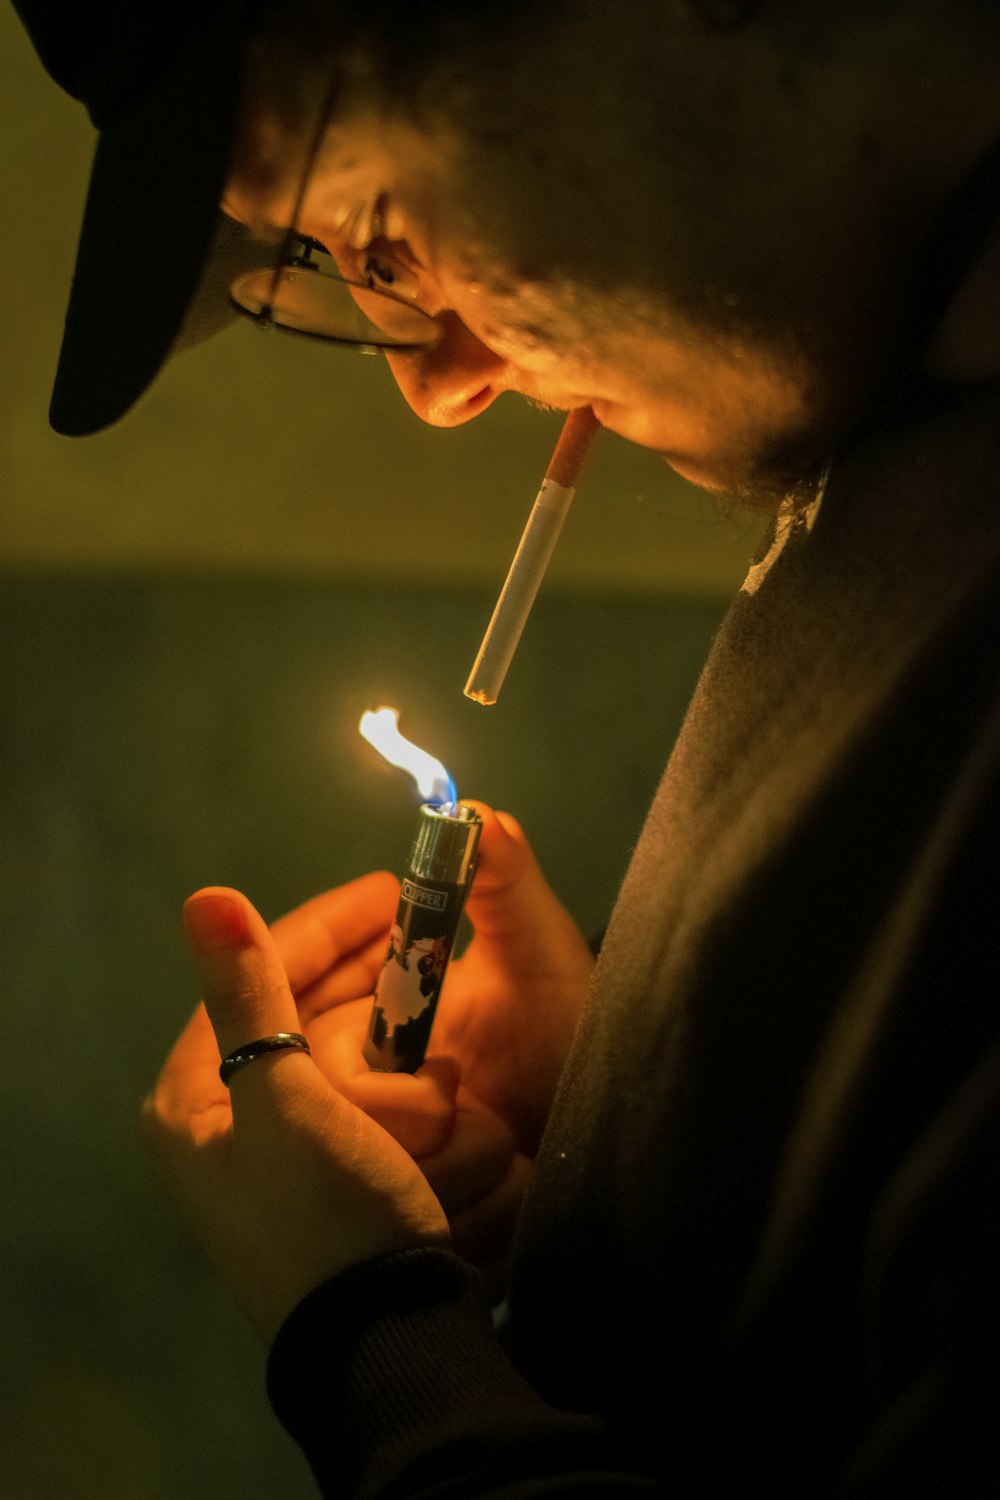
[13,0,253,435]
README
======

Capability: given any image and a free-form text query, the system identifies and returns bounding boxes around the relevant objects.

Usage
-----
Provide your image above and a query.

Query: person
[13,0,1000,1494]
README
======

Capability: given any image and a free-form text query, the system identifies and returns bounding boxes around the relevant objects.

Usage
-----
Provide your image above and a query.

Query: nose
[385,312,510,427]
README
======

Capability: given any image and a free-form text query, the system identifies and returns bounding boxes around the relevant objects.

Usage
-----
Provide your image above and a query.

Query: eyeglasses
[230,230,441,354]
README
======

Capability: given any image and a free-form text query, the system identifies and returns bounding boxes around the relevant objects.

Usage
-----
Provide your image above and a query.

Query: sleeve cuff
[266,1247,624,1499]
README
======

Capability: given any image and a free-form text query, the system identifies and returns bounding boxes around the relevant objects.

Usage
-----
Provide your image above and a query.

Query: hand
[271,805,592,1292]
[281,805,595,1157]
[263,865,536,1295]
[142,887,449,1343]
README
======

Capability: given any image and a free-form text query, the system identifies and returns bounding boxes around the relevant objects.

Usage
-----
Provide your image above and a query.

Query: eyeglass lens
[230,238,440,351]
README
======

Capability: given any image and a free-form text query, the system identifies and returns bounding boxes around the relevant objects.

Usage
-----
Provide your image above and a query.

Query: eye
[355,236,422,301]
[364,253,397,287]
[322,195,429,305]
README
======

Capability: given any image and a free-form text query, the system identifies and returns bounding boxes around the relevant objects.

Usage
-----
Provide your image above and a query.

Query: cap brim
[50,0,251,435]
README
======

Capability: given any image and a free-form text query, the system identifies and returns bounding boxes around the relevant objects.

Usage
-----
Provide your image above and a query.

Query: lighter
[364,801,482,1072]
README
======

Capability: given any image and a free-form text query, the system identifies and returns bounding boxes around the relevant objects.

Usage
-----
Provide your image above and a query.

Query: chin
[592,405,735,488]
[656,453,727,489]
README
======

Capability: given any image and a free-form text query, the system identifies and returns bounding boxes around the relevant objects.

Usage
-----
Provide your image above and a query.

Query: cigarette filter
[364,801,482,1073]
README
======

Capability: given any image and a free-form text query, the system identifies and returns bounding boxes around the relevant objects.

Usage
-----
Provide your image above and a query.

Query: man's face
[225,26,912,511]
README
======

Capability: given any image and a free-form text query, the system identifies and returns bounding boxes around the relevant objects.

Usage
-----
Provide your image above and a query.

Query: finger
[270,872,399,995]
[461,803,572,947]
[304,997,464,1159]
[303,994,372,1067]
[294,933,389,1024]
[418,1091,517,1214]
[183,887,308,1095]
[323,1039,462,1159]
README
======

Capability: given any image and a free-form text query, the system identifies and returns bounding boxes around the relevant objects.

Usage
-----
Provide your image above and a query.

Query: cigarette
[464,406,600,704]
[364,801,482,1073]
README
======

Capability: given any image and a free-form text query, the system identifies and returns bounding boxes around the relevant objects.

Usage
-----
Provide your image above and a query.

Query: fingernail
[184,893,247,952]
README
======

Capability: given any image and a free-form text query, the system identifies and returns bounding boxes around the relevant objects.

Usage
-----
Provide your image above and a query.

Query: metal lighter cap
[410,802,482,884]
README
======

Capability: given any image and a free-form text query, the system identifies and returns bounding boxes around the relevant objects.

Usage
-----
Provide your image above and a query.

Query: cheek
[438,270,613,377]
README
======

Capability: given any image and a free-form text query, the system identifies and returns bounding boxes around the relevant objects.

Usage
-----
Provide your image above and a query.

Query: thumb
[183,887,308,1093]
[462,803,583,950]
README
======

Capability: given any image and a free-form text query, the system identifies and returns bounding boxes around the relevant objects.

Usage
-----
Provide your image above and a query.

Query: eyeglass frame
[229,224,442,353]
